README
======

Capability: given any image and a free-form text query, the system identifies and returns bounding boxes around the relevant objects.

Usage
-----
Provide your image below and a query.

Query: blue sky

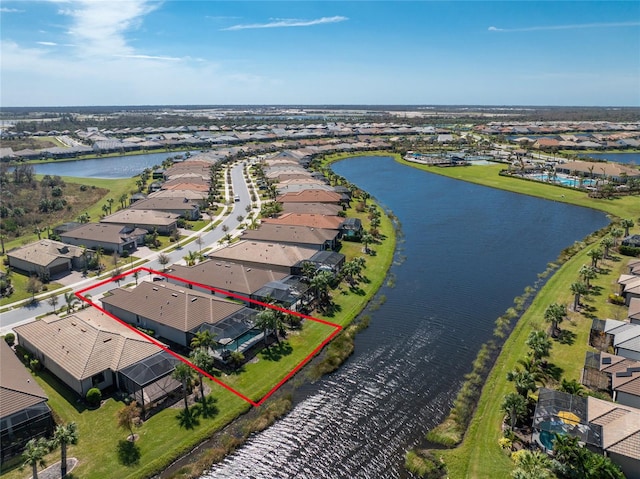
[1,1,638,107]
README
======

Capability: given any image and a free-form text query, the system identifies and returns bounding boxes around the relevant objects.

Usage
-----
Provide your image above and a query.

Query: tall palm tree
[310,270,333,311]
[621,218,635,237]
[118,193,128,209]
[189,349,213,400]
[255,309,276,348]
[578,264,597,288]
[587,248,603,269]
[600,236,614,258]
[22,437,49,479]
[361,232,374,254]
[507,367,539,397]
[190,330,216,352]
[511,450,553,479]
[610,227,624,247]
[544,302,566,337]
[525,330,552,364]
[53,422,78,478]
[172,363,195,413]
[501,392,528,430]
[570,281,589,311]
[64,291,79,314]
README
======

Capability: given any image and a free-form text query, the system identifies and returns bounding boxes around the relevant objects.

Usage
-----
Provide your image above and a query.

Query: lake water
[30,151,200,179]
[577,152,640,165]
[203,156,608,478]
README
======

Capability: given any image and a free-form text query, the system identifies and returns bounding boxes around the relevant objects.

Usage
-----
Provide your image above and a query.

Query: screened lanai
[117,350,181,410]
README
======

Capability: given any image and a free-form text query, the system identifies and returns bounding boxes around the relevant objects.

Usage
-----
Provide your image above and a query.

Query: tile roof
[7,239,86,268]
[280,202,344,216]
[276,190,342,203]
[262,213,344,230]
[60,223,147,244]
[101,209,179,226]
[169,260,287,296]
[242,224,338,246]
[14,309,160,381]
[0,341,48,418]
[101,281,244,332]
[588,396,640,459]
[208,240,316,269]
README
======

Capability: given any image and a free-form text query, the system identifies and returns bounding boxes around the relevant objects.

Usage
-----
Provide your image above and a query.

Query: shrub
[620,245,640,257]
[86,387,102,406]
[609,293,626,305]
[3,332,15,346]
[29,359,41,371]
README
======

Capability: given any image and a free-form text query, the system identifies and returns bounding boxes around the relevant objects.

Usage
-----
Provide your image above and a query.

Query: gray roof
[208,240,316,269]
[7,239,86,267]
[241,224,338,246]
[101,209,179,226]
[60,223,148,244]
[0,340,48,419]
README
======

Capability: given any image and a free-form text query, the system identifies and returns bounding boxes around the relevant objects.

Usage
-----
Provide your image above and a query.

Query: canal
[201,156,609,478]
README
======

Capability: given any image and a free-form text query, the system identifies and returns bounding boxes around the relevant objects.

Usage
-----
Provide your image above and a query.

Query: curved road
[0,162,255,334]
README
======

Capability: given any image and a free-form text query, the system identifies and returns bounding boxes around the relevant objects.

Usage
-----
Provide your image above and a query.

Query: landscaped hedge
[620,245,640,257]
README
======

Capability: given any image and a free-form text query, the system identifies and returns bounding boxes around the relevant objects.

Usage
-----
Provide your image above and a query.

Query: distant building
[7,239,90,278]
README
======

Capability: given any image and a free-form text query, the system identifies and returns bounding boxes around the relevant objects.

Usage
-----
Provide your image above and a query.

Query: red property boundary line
[75,266,342,407]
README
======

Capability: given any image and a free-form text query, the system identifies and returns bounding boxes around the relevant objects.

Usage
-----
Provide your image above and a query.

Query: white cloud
[115,54,182,61]
[223,16,348,31]
[56,0,159,57]
[488,21,640,33]
[37,41,59,46]
[0,8,24,13]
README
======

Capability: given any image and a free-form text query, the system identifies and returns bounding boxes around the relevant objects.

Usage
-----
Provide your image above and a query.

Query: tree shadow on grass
[543,362,564,382]
[323,302,342,318]
[349,286,366,296]
[588,285,604,297]
[260,341,293,362]
[176,408,200,429]
[193,395,219,419]
[556,329,577,345]
[117,440,141,466]
[361,276,371,284]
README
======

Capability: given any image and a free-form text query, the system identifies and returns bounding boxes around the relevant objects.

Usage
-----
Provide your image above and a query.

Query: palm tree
[106,197,114,214]
[544,302,566,337]
[183,250,199,266]
[189,348,213,400]
[511,450,553,479]
[570,281,589,311]
[118,193,128,209]
[501,392,528,430]
[53,422,78,477]
[525,330,552,364]
[507,367,538,397]
[559,378,585,396]
[600,236,614,258]
[310,270,333,311]
[64,291,79,314]
[172,363,195,413]
[587,248,603,269]
[611,227,624,247]
[22,437,50,479]
[255,309,276,348]
[361,232,374,254]
[190,330,216,352]
[101,203,109,217]
[621,218,635,237]
[579,264,597,288]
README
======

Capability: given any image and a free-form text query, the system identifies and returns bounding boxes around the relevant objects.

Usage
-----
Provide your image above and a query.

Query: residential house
[0,341,52,463]
[13,309,177,404]
[60,223,148,254]
[167,260,287,302]
[276,190,344,205]
[7,240,90,278]
[629,298,640,324]
[623,235,640,248]
[555,160,640,182]
[591,319,640,361]
[340,217,363,240]
[532,388,640,479]
[619,275,640,305]
[207,241,317,275]
[251,275,311,311]
[101,281,246,348]
[280,202,344,216]
[262,213,345,232]
[128,197,201,220]
[101,209,178,235]
[293,250,346,276]
[241,224,339,251]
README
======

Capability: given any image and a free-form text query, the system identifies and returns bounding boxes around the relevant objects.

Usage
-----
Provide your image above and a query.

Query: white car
[234,195,240,202]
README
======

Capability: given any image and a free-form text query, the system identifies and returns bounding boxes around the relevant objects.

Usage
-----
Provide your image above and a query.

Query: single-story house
[251,275,311,311]
[101,281,246,348]
[207,241,317,275]
[276,190,344,205]
[533,387,640,479]
[619,275,640,306]
[167,260,287,302]
[555,160,640,182]
[0,341,53,463]
[14,309,177,403]
[629,298,640,324]
[241,224,339,251]
[591,318,640,361]
[60,223,148,254]
[128,197,200,220]
[262,213,345,231]
[280,202,344,216]
[629,258,640,276]
[340,217,363,240]
[101,209,179,235]
[7,240,90,278]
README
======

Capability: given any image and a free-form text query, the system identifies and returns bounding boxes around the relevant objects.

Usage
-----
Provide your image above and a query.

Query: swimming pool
[528,174,597,188]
